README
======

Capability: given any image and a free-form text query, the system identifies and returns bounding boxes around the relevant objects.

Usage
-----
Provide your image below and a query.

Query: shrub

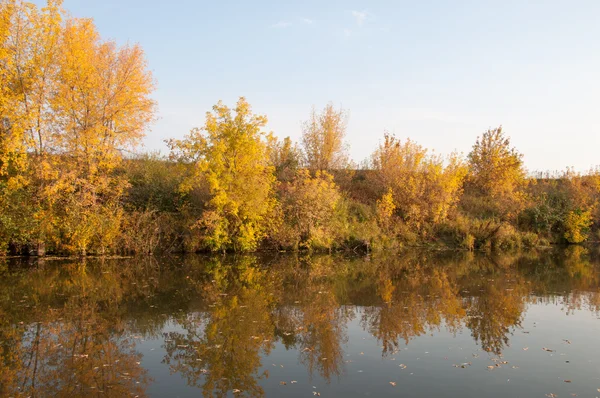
[563,209,593,244]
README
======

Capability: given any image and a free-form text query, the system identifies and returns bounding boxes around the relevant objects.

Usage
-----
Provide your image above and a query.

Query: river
[1,247,600,397]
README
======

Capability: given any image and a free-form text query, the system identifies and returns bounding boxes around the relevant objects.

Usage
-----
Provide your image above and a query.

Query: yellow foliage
[376,188,396,230]
[268,135,301,181]
[301,103,349,171]
[372,133,468,231]
[168,97,277,252]
[0,0,155,254]
[468,126,526,197]
[467,127,527,219]
[276,169,342,249]
[563,208,592,244]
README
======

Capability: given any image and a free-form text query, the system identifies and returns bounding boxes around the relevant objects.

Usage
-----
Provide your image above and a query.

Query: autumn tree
[376,188,396,232]
[168,97,277,252]
[0,0,156,255]
[372,133,468,231]
[466,126,527,219]
[268,135,301,181]
[563,208,592,244]
[275,169,342,250]
[0,0,64,252]
[524,168,600,243]
[47,17,155,254]
[301,103,349,171]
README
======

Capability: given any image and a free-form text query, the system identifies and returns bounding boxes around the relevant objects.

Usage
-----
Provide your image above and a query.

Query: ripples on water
[1,247,600,397]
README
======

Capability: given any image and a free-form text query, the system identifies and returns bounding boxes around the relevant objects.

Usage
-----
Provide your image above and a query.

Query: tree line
[2,0,599,256]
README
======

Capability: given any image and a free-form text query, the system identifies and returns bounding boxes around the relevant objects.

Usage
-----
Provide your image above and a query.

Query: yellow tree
[168,97,277,252]
[0,1,155,254]
[301,103,349,171]
[467,126,527,219]
[372,133,467,231]
[43,17,155,254]
[0,0,64,251]
[376,188,396,231]
[275,169,342,250]
[563,208,592,244]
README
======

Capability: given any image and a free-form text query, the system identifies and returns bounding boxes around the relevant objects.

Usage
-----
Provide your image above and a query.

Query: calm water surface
[2,248,600,397]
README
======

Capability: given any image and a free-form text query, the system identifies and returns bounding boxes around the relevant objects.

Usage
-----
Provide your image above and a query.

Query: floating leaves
[452,362,472,368]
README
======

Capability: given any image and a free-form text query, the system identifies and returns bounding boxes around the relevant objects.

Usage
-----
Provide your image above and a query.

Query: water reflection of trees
[1,248,600,397]
[0,258,162,397]
[286,257,351,382]
[162,257,276,397]
[0,293,151,397]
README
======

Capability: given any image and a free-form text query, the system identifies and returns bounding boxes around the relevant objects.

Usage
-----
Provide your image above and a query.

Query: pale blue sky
[40,0,600,171]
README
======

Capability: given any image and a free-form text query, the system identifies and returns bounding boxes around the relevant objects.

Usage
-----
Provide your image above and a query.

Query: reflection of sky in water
[135,305,600,398]
[2,250,600,397]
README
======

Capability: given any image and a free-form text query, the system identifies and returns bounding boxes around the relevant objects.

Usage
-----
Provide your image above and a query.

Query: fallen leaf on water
[399,364,407,369]
[291,381,297,384]
[542,347,554,352]
[232,389,241,394]
[453,362,472,368]
[279,381,287,385]
[389,382,397,386]
[360,352,364,355]
[487,366,494,370]
[564,380,572,383]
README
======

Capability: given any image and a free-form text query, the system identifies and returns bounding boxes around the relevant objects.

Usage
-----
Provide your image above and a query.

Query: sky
[35,0,600,172]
